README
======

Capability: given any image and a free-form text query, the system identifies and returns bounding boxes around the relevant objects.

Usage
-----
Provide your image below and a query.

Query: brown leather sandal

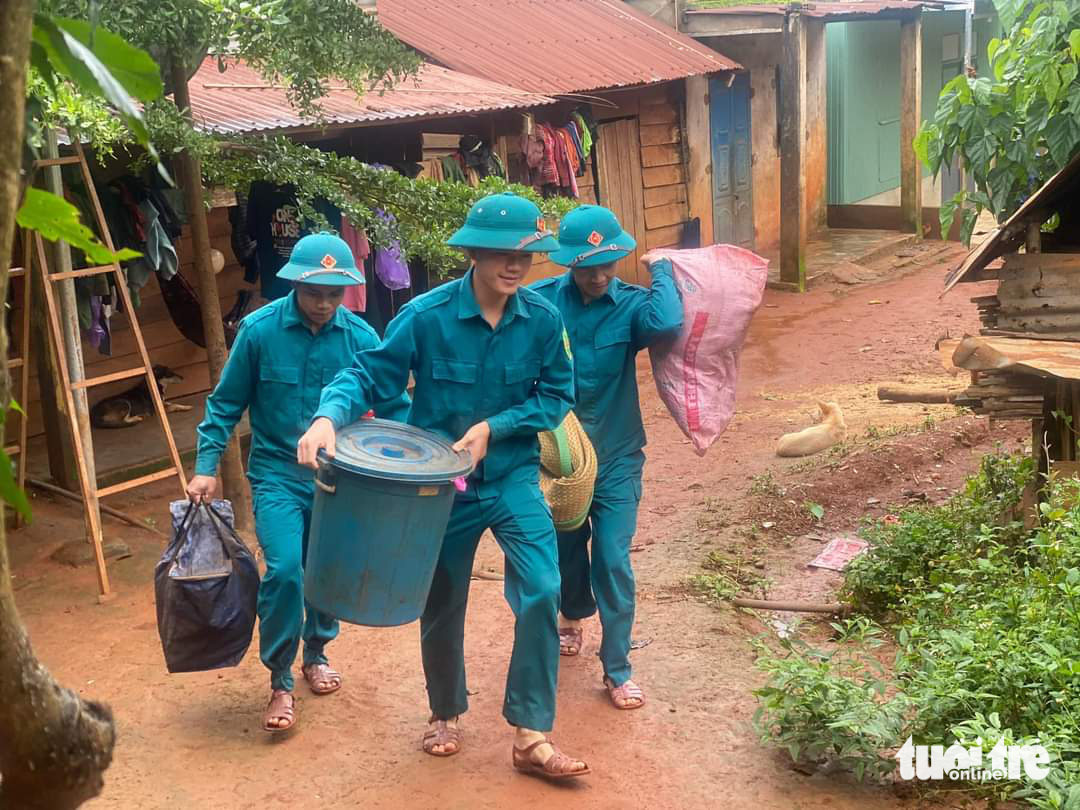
[263,689,295,733]
[512,739,590,780]
[559,626,583,657]
[422,719,463,757]
[604,676,645,710]
[301,663,342,695]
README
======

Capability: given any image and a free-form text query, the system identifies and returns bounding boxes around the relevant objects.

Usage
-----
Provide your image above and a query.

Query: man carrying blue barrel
[298,193,590,780]
[532,205,683,711]
[187,232,409,734]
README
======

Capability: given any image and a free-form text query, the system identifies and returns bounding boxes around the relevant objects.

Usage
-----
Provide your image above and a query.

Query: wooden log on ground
[732,597,850,614]
[27,478,169,539]
[877,385,961,404]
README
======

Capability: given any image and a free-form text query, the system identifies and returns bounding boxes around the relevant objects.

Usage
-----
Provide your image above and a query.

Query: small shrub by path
[753,453,1080,808]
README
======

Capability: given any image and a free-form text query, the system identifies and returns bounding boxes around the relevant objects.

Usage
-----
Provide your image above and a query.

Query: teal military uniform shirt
[530,258,682,463]
[195,291,411,481]
[314,269,575,495]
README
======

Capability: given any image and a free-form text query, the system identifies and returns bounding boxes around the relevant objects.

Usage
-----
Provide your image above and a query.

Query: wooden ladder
[6,236,33,529]
[28,142,188,599]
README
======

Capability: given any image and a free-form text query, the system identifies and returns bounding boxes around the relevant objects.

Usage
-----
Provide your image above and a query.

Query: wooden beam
[1026,221,1042,253]
[780,12,807,289]
[900,14,923,236]
[27,239,78,490]
[684,75,714,247]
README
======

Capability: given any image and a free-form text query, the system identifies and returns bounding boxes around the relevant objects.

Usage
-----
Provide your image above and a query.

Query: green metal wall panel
[826,10,998,206]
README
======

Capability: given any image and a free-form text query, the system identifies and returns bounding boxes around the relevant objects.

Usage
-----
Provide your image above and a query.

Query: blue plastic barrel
[304,419,473,626]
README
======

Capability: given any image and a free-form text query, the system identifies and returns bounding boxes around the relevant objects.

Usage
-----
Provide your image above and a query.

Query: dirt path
[8,244,1014,809]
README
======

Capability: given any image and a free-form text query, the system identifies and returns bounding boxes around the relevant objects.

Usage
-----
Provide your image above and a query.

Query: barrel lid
[322,418,473,484]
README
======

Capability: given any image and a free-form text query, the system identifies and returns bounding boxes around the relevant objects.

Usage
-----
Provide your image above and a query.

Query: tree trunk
[0,3,116,807]
[168,57,252,531]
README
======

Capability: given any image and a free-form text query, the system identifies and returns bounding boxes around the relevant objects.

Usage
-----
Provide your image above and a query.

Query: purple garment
[373,210,411,291]
[86,295,111,355]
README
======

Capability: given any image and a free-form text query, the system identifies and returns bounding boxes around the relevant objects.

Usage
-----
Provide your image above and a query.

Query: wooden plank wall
[636,84,690,255]
[522,81,690,286]
[977,253,1080,339]
[11,207,245,439]
[596,117,649,282]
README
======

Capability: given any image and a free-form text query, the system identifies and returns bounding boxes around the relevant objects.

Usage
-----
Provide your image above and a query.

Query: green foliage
[842,452,1032,615]
[144,101,577,275]
[916,0,1080,243]
[39,0,421,118]
[752,453,1080,804]
[26,72,131,156]
[805,500,825,522]
[26,2,561,276]
[0,404,31,523]
[30,13,162,157]
[692,549,770,601]
[753,618,910,781]
[16,188,141,265]
[202,0,421,116]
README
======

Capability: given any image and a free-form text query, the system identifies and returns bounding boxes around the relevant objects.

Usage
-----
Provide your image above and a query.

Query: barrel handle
[315,460,337,495]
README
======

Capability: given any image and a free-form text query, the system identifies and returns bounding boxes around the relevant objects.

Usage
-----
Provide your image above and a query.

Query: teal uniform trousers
[532,260,682,685]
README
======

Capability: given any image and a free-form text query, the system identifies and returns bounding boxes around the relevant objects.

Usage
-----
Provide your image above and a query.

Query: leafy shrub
[753,453,1080,806]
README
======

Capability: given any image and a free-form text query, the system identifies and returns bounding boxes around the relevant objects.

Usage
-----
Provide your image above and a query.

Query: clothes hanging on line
[246,181,341,302]
[339,216,369,314]
[229,190,259,284]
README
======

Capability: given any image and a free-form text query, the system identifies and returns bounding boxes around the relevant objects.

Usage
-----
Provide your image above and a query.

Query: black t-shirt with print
[246,181,340,301]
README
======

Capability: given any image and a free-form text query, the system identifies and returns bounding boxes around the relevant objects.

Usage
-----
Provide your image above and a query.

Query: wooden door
[595,118,648,285]
[709,73,754,248]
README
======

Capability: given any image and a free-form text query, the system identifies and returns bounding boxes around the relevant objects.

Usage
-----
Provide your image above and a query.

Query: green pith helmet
[549,205,636,269]
[446,193,561,253]
[277,232,364,286]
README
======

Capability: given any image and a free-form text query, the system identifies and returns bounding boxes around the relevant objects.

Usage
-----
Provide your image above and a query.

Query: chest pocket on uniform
[431,358,478,384]
[259,364,301,422]
[261,365,300,385]
[505,359,541,385]
[593,326,631,381]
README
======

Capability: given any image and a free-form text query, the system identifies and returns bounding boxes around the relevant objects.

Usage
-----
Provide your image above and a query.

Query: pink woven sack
[648,244,769,456]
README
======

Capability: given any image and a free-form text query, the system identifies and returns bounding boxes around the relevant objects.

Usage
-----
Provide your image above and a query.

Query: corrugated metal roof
[943,150,1080,295]
[185,57,556,135]
[376,0,739,96]
[685,1,937,18]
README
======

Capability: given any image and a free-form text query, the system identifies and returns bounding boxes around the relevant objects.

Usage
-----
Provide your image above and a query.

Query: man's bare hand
[298,417,337,469]
[452,421,490,465]
[639,251,663,273]
[186,474,218,504]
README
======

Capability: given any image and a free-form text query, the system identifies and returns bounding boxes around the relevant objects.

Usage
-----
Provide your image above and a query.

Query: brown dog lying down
[90,365,192,429]
[776,401,847,457]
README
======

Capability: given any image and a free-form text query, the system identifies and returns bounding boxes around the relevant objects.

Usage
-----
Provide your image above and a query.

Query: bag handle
[166,501,247,565]
[552,422,573,478]
[165,501,200,566]
[203,502,248,561]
